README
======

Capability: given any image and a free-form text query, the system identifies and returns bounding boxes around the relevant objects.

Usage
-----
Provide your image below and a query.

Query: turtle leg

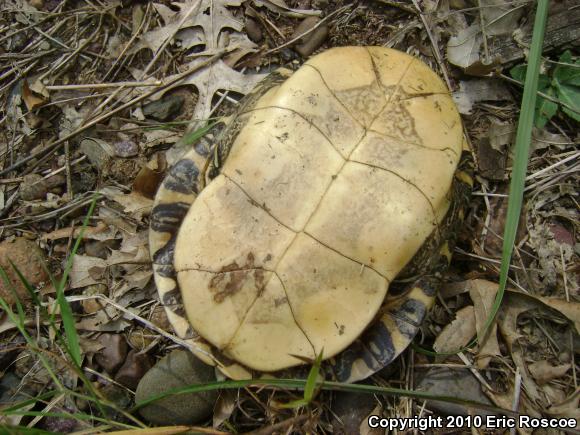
[148,141,220,370]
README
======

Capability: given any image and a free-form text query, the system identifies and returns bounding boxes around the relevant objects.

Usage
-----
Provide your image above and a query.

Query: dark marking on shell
[163,159,200,195]
[390,299,426,338]
[150,202,191,234]
[330,339,380,383]
[184,325,195,339]
[419,279,437,297]
[194,139,211,157]
[363,320,396,365]
[154,264,176,279]
[209,253,265,303]
[162,287,184,307]
[152,237,176,267]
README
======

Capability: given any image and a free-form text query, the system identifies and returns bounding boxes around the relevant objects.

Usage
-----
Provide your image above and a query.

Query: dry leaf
[496,291,579,410]
[140,0,247,52]
[434,305,476,355]
[535,297,580,334]
[69,255,107,289]
[171,58,267,126]
[447,25,483,69]
[253,0,321,18]
[22,80,46,111]
[41,222,117,242]
[487,120,516,151]
[213,390,236,428]
[452,79,512,115]
[528,360,571,385]
[110,192,154,221]
[75,304,131,332]
[468,280,501,369]
[446,0,524,70]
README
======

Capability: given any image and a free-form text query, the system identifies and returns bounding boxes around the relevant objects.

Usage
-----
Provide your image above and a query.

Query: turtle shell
[150,46,472,382]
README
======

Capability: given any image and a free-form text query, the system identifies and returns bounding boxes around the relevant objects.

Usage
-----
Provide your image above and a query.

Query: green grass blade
[181,121,217,145]
[485,0,550,343]
[55,194,99,367]
[130,378,518,417]
[9,260,41,307]
[303,350,323,402]
[413,0,550,358]
[0,267,26,326]
[279,350,324,408]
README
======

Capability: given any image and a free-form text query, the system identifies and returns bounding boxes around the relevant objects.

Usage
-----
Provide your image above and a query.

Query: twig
[0,50,229,177]
[66,294,219,366]
[477,0,490,62]
[64,141,73,201]
[45,81,163,90]
[264,5,352,55]
[510,368,522,435]
[411,0,452,89]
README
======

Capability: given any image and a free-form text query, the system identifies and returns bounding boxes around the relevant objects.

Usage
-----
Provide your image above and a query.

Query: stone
[143,95,184,122]
[135,350,218,425]
[114,140,139,158]
[331,390,381,434]
[0,372,26,405]
[0,238,49,304]
[416,367,494,416]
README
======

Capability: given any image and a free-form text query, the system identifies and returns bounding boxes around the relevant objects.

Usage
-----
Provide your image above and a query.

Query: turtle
[149,46,473,383]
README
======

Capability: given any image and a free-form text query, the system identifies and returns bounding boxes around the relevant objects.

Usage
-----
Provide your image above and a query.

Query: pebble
[19,174,48,201]
[143,95,184,122]
[114,140,139,158]
[135,349,218,425]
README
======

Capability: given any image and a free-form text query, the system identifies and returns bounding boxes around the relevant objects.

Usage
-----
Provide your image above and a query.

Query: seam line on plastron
[348,159,443,239]
[239,105,350,159]
[223,57,415,353]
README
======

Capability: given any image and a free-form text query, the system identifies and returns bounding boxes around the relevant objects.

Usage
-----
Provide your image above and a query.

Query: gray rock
[143,95,184,121]
[0,372,26,405]
[80,138,115,169]
[331,390,381,434]
[416,367,494,416]
[114,140,139,158]
[135,350,218,425]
